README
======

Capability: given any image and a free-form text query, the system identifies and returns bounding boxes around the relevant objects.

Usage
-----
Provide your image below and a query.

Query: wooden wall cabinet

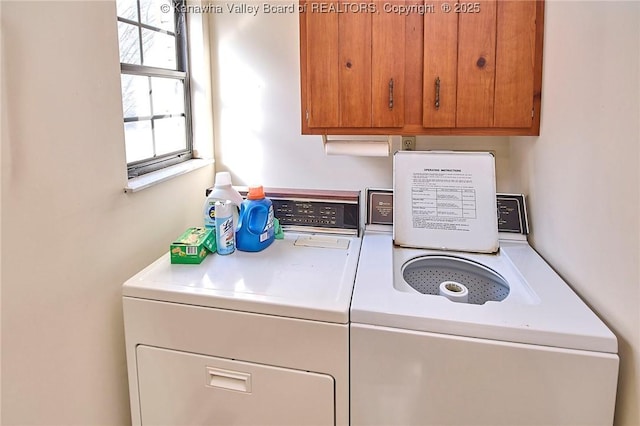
[299,0,544,136]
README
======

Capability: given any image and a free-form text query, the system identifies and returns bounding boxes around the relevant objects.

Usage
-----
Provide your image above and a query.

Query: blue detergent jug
[235,186,275,252]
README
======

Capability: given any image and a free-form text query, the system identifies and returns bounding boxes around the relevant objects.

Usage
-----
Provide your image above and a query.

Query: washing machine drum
[401,255,510,305]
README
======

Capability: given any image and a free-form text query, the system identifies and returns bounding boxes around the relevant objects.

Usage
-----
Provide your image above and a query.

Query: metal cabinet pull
[435,77,440,110]
[389,78,394,110]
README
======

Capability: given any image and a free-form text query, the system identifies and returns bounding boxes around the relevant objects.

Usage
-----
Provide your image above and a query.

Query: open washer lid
[393,151,499,254]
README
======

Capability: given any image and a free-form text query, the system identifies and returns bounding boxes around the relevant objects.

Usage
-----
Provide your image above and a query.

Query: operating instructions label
[394,151,499,253]
[411,168,478,232]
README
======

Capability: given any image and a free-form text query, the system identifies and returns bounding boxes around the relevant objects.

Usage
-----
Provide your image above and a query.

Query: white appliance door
[137,345,335,425]
[351,324,619,426]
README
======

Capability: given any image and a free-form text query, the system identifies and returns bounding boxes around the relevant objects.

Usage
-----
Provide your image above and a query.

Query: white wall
[510,1,640,425]
[0,1,214,423]
[208,8,511,192]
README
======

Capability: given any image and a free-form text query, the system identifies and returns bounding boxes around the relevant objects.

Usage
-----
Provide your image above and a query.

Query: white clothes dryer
[123,189,361,426]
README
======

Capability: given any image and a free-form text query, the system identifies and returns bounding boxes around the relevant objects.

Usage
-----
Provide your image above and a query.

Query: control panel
[272,199,358,232]
[366,189,529,235]
[207,187,361,235]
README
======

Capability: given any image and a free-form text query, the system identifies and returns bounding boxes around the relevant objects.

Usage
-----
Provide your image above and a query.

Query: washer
[123,190,360,425]
[352,227,619,425]
[351,152,619,425]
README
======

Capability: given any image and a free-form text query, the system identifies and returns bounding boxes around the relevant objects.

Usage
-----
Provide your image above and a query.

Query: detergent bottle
[235,186,275,252]
[203,172,244,229]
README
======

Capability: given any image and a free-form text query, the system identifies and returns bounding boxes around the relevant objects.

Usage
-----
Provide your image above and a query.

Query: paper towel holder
[322,135,392,157]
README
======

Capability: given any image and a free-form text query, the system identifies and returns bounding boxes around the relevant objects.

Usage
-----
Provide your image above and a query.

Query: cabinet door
[457,0,497,127]
[423,1,458,127]
[494,0,538,128]
[338,8,372,127]
[460,0,539,128]
[136,345,335,425]
[372,8,405,127]
[302,2,405,130]
[305,5,339,128]
[423,0,541,130]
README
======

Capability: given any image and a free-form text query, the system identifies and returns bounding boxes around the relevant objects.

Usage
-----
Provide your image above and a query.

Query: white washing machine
[350,152,619,425]
[123,189,361,425]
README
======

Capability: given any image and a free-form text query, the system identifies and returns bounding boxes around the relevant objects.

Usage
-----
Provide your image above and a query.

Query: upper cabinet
[299,0,544,136]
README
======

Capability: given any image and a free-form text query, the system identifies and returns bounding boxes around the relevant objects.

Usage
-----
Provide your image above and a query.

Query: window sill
[124,158,214,193]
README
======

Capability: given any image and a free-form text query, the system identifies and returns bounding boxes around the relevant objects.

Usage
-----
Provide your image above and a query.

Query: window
[117,0,192,178]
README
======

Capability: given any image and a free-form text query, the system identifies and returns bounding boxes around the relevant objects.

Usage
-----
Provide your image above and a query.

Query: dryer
[123,189,361,425]
[350,152,619,425]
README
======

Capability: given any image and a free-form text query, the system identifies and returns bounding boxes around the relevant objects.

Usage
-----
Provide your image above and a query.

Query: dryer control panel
[217,187,361,235]
[271,199,358,231]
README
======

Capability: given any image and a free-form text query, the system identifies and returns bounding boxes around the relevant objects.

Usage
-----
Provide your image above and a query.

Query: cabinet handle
[435,77,440,110]
[388,78,394,110]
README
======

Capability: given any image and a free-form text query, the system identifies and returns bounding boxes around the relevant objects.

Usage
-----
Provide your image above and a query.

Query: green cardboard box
[170,227,216,264]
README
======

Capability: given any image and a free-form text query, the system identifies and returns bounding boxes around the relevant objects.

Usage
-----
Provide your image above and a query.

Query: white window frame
[118,0,193,179]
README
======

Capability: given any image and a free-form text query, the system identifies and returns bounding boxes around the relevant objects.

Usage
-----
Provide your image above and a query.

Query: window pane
[140,0,175,32]
[142,29,176,69]
[121,74,151,118]
[151,77,184,116]
[118,22,141,65]
[154,117,186,156]
[124,121,154,163]
[116,0,138,21]
[118,0,190,174]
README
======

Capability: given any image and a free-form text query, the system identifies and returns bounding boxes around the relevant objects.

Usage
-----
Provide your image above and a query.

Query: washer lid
[393,151,499,253]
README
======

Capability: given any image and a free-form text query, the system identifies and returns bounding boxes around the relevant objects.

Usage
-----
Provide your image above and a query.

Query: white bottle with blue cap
[203,171,244,229]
